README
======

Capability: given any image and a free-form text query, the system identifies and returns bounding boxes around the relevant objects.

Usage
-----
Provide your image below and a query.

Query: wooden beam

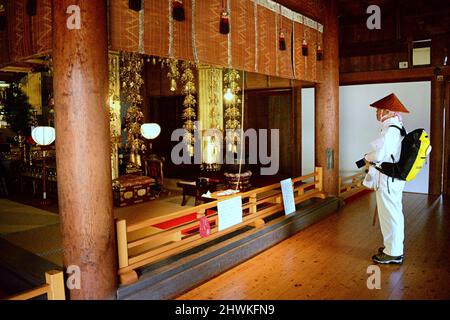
[340,41,408,58]
[0,66,32,73]
[340,67,450,85]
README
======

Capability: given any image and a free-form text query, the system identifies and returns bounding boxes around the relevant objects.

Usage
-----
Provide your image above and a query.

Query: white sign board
[281,178,296,215]
[217,196,243,231]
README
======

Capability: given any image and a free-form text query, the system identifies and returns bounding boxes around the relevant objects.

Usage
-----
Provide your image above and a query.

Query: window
[412,40,431,67]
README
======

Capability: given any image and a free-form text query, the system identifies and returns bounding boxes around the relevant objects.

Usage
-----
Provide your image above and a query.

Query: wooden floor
[177,192,450,300]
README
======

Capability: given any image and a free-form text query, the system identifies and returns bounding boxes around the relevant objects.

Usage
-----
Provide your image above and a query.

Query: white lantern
[32,126,56,146]
[140,123,161,140]
[224,88,234,102]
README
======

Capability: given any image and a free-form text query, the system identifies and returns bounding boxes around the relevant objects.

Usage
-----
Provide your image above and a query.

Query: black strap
[391,154,395,182]
[389,125,407,137]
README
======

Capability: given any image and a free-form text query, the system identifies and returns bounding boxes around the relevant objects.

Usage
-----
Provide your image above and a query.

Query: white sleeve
[364,127,399,163]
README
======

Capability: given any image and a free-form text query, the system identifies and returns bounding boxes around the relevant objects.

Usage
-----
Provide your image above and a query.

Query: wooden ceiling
[338,0,450,24]
[277,0,325,23]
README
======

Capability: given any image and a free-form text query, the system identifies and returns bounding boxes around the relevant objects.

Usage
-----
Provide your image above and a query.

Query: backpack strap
[389,125,407,137]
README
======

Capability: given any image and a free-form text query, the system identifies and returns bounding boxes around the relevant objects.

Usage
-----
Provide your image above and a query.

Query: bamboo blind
[31,0,52,56]
[7,0,32,61]
[5,0,324,83]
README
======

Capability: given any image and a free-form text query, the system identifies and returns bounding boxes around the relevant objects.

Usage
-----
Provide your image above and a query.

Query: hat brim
[369,93,410,113]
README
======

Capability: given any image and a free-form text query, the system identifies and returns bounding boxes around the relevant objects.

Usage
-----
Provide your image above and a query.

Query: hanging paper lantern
[279,31,287,51]
[317,45,323,61]
[128,0,141,12]
[220,10,230,34]
[173,0,185,21]
[302,39,308,56]
[140,123,161,140]
[32,127,56,146]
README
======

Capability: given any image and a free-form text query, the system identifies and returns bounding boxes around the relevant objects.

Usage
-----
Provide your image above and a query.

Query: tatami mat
[0,193,195,266]
[0,199,59,235]
[1,224,63,266]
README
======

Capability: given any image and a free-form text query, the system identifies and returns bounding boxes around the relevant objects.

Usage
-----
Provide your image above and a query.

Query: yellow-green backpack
[380,126,432,181]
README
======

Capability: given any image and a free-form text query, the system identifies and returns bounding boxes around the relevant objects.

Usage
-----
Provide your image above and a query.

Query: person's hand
[364,159,371,173]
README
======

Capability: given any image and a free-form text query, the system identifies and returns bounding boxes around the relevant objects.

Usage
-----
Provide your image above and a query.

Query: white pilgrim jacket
[363,116,404,189]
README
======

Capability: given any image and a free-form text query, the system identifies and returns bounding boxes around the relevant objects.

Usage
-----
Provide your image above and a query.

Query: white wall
[339,81,431,194]
[301,88,315,175]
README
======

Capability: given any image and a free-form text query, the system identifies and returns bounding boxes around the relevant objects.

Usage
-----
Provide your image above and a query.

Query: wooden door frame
[444,80,450,196]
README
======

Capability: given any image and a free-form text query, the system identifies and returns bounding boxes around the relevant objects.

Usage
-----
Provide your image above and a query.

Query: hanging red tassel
[220,10,230,34]
[128,0,141,12]
[0,5,6,31]
[26,0,37,16]
[317,45,323,61]
[173,0,185,21]
[302,38,308,56]
[279,31,286,51]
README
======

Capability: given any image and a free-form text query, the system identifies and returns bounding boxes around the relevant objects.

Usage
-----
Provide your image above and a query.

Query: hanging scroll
[316,23,324,82]
[229,0,256,73]
[7,0,32,61]
[195,0,228,67]
[256,4,277,76]
[278,6,294,79]
[30,0,52,56]
[143,0,169,58]
[110,0,140,53]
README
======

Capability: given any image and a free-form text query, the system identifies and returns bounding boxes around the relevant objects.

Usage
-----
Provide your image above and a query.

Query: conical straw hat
[370,93,410,113]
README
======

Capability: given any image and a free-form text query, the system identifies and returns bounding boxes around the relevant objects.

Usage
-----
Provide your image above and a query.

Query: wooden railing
[6,270,65,300]
[116,167,326,285]
[338,171,367,199]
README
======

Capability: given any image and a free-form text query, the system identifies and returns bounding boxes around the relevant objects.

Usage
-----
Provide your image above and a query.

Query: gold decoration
[160,58,180,93]
[120,52,144,108]
[198,65,223,171]
[120,52,145,172]
[181,61,197,155]
[109,53,122,179]
[223,68,241,153]
[45,55,53,77]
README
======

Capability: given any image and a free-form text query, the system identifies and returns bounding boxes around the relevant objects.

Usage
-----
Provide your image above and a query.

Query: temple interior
[0,0,449,301]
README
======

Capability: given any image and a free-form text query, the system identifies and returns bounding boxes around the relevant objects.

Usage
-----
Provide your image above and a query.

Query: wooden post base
[250,219,265,228]
[120,271,138,285]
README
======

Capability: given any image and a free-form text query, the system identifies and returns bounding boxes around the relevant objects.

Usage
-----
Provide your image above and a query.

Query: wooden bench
[6,270,65,300]
[116,167,327,284]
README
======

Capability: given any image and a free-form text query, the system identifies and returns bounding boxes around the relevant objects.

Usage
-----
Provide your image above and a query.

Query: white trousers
[375,173,406,257]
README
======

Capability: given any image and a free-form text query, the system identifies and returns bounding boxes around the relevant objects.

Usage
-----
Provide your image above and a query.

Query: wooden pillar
[429,78,445,195]
[429,35,447,196]
[52,1,117,299]
[315,0,339,196]
[291,86,302,177]
[443,81,450,196]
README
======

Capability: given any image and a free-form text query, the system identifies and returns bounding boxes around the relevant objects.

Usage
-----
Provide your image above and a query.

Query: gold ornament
[120,52,145,170]
[181,61,197,154]
[161,58,180,93]
[223,69,241,152]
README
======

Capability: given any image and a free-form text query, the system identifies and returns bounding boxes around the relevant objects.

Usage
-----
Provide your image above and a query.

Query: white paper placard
[281,178,296,215]
[217,196,243,232]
